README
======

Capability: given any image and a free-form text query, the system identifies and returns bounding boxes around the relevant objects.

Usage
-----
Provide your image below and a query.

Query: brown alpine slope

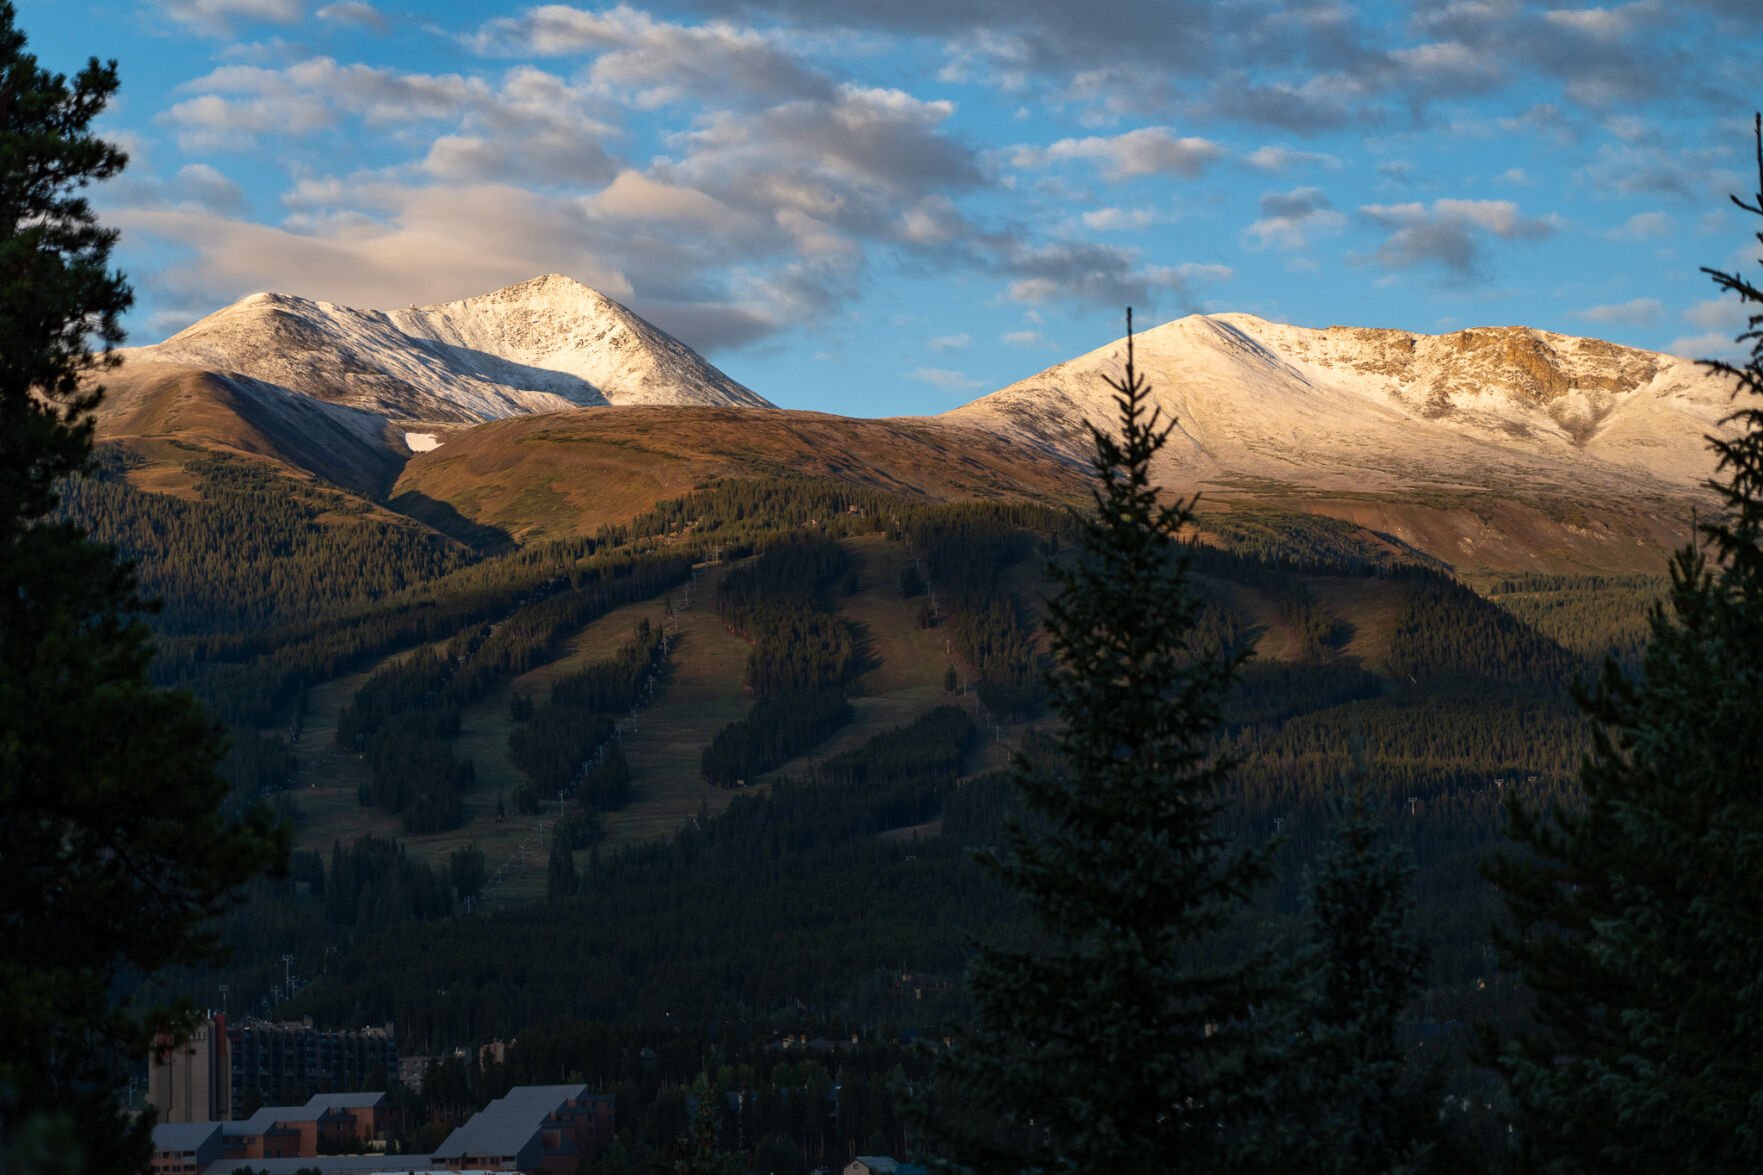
[390,405,1088,541]
[93,356,405,498]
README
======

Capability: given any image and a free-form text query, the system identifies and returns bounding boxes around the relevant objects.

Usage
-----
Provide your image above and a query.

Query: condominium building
[228,1018,398,1115]
[147,1014,397,1123]
[148,1015,230,1124]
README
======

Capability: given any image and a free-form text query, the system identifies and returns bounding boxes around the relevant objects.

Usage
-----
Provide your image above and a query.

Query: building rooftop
[197,1157,443,1175]
[151,1122,221,1153]
[225,1106,309,1136]
[430,1111,556,1161]
[485,1083,587,1108]
[304,1091,390,1110]
[429,1082,607,1164]
[221,1091,390,1135]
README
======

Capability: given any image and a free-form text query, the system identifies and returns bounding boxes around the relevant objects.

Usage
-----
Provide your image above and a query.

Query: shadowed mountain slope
[93,358,406,498]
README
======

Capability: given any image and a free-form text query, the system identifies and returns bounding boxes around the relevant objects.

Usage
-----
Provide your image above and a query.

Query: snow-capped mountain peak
[941,312,1732,506]
[125,277,770,424]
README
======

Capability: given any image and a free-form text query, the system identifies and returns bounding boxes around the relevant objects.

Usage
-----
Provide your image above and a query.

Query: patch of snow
[405,432,440,452]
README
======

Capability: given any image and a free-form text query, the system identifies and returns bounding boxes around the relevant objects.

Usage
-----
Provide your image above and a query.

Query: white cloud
[999,242,1227,308]
[1576,297,1663,327]
[118,183,630,310]
[927,333,970,353]
[907,366,987,393]
[1682,296,1751,333]
[1578,141,1729,200]
[1498,104,1577,144]
[1666,331,1748,360]
[129,29,1027,351]
[1201,70,1367,132]
[1158,262,1234,285]
[1014,127,1223,181]
[1359,198,1559,275]
[316,1,388,32]
[1434,199,1560,237]
[1242,187,1346,251]
[1002,329,1050,348]
[636,83,981,302]
[1543,1,1662,44]
[1080,206,1164,231]
[114,177,790,351]
[174,164,248,216]
[1608,210,1672,240]
[160,0,303,36]
[1387,40,1505,93]
[470,5,831,108]
[162,59,621,186]
[163,58,487,149]
[417,67,620,186]
[120,0,1737,379]
[899,195,965,245]
[1243,145,1342,172]
[586,171,745,228]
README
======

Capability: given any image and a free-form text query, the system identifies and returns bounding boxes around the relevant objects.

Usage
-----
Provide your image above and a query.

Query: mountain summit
[122,274,770,424]
[945,312,1729,502]
[937,312,1737,571]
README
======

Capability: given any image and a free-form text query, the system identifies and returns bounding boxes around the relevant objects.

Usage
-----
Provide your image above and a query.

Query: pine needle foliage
[1488,114,1763,1173]
[932,312,1274,1173]
[0,7,285,1169]
[1256,779,1439,1175]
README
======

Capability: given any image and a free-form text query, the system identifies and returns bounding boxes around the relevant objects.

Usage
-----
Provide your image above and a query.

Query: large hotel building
[149,1014,398,1123]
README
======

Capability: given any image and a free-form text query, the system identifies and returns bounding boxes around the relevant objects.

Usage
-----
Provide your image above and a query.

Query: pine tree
[661,1093,740,1175]
[1488,114,1763,1172]
[0,6,285,1169]
[929,312,1274,1172]
[547,834,579,901]
[1255,780,1439,1174]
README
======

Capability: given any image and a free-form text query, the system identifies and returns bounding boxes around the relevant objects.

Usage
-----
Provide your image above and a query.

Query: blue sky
[19,0,1763,416]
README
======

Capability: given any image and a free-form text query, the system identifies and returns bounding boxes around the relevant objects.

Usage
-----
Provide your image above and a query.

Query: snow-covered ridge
[942,312,1734,503]
[124,274,770,424]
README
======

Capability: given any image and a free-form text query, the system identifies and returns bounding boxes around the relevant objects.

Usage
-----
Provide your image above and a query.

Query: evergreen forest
[69,446,1662,1166]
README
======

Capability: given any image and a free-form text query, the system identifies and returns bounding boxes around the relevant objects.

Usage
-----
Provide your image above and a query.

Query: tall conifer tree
[1252,780,1440,1174]
[0,6,285,1169]
[930,313,1274,1173]
[1488,115,1763,1172]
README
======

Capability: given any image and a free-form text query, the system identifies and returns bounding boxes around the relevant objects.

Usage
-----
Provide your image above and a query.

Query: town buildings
[148,1084,614,1175]
[147,1015,398,1123]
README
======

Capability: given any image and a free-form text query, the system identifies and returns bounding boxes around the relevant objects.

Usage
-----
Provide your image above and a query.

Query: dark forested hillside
[61,451,473,634]
[95,444,1662,1165]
